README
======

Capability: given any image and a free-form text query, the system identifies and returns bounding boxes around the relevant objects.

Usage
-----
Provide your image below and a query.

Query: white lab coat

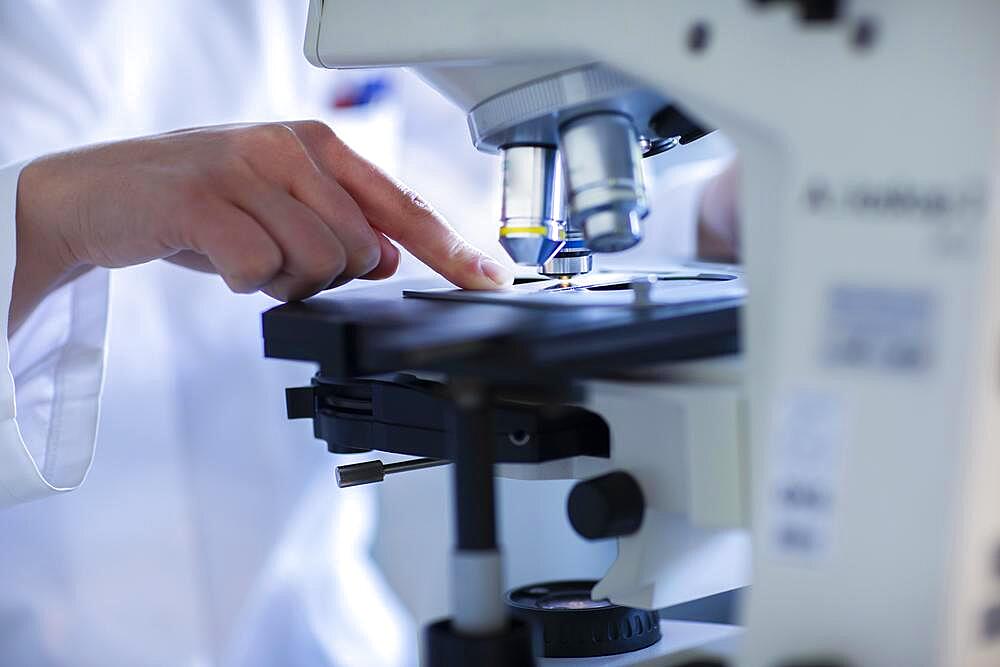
[0,2,419,665]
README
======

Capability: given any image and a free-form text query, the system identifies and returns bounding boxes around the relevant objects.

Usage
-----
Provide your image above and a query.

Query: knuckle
[261,284,293,301]
[450,240,484,275]
[313,249,347,283]
[222,124,314,185]
[292,119,341,152]
[299,243,346,285]
[268,285,294,302]
[298,119,334,139]
[229,248,282,292]
[397,183,436,217]
[217,142,252,176]
[259,122,299,146]
[230,123,302,158]
[442,232,474,263]
[282,277,322,302]
[226,275,256,294]
[222,127,256,153]
[218,133,260,169]
[356,239,381,275]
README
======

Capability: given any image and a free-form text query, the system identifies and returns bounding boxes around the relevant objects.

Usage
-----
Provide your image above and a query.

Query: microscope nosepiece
[499,145,566,266]
[560,113,648,253]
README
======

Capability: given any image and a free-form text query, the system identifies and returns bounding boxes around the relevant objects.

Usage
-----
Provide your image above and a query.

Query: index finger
[288,120,513,289]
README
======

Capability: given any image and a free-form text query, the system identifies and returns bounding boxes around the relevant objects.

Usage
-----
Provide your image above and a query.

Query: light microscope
[262,1,1000,665]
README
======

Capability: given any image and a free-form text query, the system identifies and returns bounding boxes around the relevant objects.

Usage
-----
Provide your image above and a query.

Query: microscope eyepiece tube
[498,145,566,266]
[559,112,648,253]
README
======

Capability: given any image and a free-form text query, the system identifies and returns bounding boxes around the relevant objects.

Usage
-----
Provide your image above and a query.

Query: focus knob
[506,580,661,658]
[567,471,645,540]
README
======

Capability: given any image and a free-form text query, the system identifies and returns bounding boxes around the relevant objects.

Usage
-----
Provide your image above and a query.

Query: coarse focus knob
[567,471,645,540]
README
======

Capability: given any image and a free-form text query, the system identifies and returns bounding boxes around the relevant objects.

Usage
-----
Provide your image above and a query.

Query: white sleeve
[0,160,110,507]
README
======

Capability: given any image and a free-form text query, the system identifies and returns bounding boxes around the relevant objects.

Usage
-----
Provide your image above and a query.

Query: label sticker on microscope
[822,286,933,373]
[767,390,846,563]
[803,179,986,259]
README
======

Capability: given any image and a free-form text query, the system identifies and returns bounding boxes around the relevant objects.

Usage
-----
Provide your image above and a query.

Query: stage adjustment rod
[335,457,448,488]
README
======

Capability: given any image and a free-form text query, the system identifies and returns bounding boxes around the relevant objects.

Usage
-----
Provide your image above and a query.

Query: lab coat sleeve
[0,160,109,507]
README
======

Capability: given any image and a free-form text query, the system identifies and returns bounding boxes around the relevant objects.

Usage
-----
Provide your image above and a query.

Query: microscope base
[537,620,741,666]
[425,617,535,667]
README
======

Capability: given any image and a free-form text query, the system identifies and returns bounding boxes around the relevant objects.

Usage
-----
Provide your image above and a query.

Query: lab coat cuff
[0,159,110,507]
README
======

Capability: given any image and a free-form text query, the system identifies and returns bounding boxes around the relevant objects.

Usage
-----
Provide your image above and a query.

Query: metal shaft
[335,457,448,488]
[449,379,506,635]
[386,457,446,475]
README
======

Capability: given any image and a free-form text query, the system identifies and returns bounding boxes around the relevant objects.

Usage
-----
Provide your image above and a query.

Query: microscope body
[304,1,1000,665]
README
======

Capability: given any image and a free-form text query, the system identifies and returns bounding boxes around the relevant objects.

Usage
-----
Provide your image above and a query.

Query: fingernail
[479,257,514,287]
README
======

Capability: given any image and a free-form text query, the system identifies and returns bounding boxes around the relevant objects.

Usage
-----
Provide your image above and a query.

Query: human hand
[12,121,513,330]
[697,160,740,263]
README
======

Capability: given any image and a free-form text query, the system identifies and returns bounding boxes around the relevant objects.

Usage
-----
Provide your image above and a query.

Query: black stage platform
[261,272,743,381]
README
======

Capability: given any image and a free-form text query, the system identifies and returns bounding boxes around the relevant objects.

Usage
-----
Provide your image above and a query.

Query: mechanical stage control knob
[506,580,661,658]
[567,471,645,540]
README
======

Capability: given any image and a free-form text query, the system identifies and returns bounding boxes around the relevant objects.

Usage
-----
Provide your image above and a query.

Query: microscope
[263,1,1000,665]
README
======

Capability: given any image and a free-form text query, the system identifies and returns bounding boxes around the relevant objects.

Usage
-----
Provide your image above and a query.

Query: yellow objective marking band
[499,226,549,236]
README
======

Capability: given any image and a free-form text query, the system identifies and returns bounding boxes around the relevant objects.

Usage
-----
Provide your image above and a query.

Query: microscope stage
[404,267,745,309]
[262,265,743,381]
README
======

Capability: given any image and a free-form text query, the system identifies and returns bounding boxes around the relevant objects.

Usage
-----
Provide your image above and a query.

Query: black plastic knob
[506,580,661,658]
[567,471,645,540]
[425,617,534,667]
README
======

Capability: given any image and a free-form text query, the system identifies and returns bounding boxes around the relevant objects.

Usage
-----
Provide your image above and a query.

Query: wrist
[11,158,91,332]
[17,157,85,273]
